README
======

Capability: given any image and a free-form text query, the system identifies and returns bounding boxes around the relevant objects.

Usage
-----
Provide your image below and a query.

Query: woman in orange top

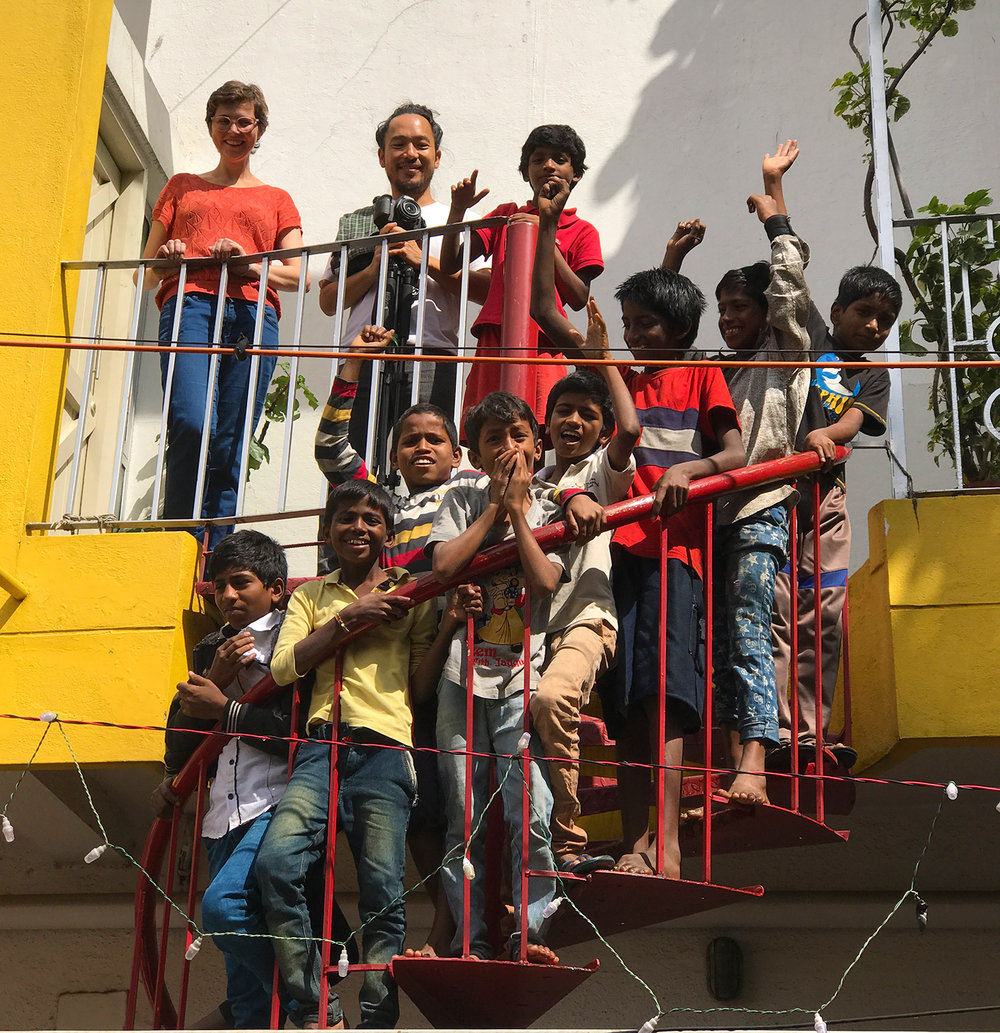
[138,81,307,548]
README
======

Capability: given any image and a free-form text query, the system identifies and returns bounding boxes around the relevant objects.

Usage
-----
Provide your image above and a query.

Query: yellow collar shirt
[270,567,437,748]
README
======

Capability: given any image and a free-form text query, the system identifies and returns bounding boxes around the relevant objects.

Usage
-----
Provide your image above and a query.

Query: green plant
[247,362,319,475]
[832,0,1000,483]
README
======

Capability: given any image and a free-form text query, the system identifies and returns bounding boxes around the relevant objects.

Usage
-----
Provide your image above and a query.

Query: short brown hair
[205,81,269,136]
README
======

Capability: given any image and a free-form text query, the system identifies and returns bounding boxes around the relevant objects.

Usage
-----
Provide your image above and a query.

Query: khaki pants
[771,484,850,743]
[531,620,616,860]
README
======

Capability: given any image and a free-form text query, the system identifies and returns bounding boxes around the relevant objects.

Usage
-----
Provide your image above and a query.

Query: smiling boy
[771,263,900,760]
[426,392,565,964]
[527,175,641,873]
[258,481,459,1028]
[440,124,604,424]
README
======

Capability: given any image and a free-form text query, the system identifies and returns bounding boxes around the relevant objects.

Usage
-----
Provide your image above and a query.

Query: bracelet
[333,612,351,635]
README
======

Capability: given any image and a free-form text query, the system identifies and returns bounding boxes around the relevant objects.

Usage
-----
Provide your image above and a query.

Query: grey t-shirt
[426,485,564,700]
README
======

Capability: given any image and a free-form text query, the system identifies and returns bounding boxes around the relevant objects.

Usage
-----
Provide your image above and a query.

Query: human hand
[446,583,484,623]
[509,211,540,227]
[503,450,532,512]
[536,176,571,222]
[652,467,692,517]
[667,219,706,256]
[762,139,799,183]
[564,493,606,540]
[451,170,490,213]
[578,299,611,362]
[747,193,780,223]
[177,672,228,720]
[155,239,187,265]
[150,776,179,819]
[803,428,838,470]
[210,238,248,260]
[351,325,395,354]
[206,630,258,687]
[487,448,518,509]
[340,593,414,629]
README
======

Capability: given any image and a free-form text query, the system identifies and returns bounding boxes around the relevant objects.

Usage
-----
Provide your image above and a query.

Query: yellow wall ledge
[849,495,1000,770]
[0,533,216,766]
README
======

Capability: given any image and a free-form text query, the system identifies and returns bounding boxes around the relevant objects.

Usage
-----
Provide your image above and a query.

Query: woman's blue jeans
[158,293,278,549]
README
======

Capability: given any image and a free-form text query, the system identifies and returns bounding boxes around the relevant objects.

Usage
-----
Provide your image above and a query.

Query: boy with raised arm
[426,393,565,964]
[257,481,464,1029]
[440,124,604,425]
[669,141,813,804]
[528,175,641,873]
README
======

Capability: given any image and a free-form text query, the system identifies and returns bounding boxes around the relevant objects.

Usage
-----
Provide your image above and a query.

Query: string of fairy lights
[3,710,999,1032]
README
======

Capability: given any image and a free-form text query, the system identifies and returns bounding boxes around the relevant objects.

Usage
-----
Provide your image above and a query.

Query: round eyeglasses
[212,115,258,132]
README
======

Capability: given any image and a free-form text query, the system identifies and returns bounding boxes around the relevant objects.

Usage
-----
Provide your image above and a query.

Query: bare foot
[403,944,437,958]
[722,771,769,805]
[525,943,560,965]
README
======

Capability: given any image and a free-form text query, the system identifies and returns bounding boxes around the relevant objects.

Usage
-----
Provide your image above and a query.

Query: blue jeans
[202,811,276,1029]
[256,729,415,1029]
[158,293,278,549]
[713,504,789,745]
[436,680,555,959]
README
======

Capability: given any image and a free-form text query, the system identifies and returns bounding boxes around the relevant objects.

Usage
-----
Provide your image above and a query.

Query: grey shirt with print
[426,486,564,700]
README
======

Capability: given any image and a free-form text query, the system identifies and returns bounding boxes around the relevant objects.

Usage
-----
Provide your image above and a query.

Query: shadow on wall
[591,0,856,328]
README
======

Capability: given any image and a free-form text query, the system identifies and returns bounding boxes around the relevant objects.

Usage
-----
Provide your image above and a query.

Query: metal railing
[126,448,854,1031]
[53,218,504,536]
[893,211,1000,489]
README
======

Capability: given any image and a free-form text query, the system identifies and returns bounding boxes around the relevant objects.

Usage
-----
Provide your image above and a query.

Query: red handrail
[127,445,849,1027]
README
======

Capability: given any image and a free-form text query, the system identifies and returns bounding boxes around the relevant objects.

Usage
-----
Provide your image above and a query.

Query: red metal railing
[126,446,853,1030]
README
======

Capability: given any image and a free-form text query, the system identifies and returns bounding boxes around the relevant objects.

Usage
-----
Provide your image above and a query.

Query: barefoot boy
[528,175,640,873]
[427,393,564,963]
[668,141,813,804]
[607,267,744,876]
[258,481,459,1028]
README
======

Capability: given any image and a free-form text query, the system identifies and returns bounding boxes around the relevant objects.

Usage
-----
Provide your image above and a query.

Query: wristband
[333,612,351,635]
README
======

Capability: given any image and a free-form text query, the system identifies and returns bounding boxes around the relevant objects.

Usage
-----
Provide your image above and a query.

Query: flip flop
[558,852,615,876]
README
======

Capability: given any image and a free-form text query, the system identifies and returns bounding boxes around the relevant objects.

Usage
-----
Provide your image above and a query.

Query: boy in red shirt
[607,267,745,877]
[440,124,603,425]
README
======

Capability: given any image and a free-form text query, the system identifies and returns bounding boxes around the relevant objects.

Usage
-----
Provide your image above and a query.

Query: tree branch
[886,0,957,103]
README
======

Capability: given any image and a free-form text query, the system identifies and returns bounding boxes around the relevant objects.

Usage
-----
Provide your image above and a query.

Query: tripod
[370,254,419,484]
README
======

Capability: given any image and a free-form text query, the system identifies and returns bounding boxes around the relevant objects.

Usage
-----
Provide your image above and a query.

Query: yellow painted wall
[850,496,1000,769]
[0,3,216,769]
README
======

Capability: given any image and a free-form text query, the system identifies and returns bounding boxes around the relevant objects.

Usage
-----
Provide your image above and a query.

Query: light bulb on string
[2,815,13,843]
[185,936,203,960]
[542,896,564,919]
[945,781,958,801]
[638,1016,657,1033]
[84,843,108,864]
[338,946,349,978]
[814,1012,827,1033]
[40,711,57,723]
[516,732,530,755]
[462,856,475,880]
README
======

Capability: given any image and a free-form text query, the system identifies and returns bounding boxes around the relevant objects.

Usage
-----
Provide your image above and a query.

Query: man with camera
[318,102,489,456]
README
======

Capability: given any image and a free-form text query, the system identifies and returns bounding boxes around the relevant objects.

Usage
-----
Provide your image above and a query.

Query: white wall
[114,0,1000,572]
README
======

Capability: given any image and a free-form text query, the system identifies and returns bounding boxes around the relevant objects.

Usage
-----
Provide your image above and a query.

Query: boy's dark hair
[465,392,539,452]
[715,262,770,313]
[835,265,903,315]
[518,124,588,181]
[205,81,269,135]
[376,102,443,150]
[545,370,615,436]
[323,479,396,535]
[391,403,458,452]
[615,268,706,347]
[206,530,287,586]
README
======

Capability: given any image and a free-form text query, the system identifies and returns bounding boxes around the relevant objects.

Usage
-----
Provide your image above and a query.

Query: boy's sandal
[558,852,615,876]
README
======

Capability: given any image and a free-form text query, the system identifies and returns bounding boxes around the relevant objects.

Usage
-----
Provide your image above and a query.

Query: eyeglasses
[212,115,258,132]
